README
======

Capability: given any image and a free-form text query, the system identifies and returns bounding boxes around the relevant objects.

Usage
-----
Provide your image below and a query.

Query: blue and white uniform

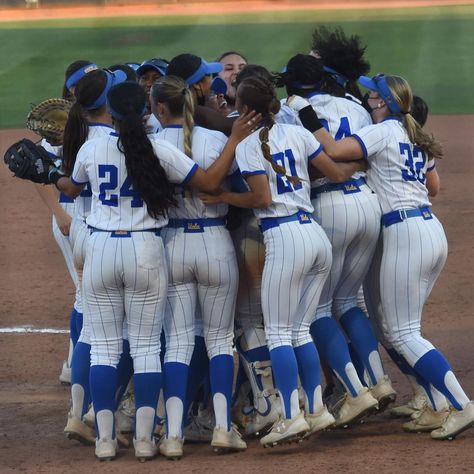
[236,123,332,421]
[71,132,197,446]
[157,124,238,438]
[354,117,471,412]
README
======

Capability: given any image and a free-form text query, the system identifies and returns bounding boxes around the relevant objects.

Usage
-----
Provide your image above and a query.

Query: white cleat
[95,437,118,462]
[64,412,95,445]
[402,406,449,433]
[159,435,184,460]
[211,424,247,453]
[391,391,427,419]
[431,401,474,440]
[260,411,309,448]
[335,388,379,428]
[370,376,397,412]
[245,397,281,437]
[304,406,336,438]
[133,437,157,462]
[59,360,71,385]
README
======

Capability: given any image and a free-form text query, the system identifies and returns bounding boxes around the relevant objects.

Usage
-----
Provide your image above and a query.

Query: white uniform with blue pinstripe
[156,125,239,365]
[352,118,444,365]
[71,133,198,372]
[236,123,331,420]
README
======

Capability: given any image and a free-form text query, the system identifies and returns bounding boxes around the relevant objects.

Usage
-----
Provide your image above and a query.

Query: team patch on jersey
[185,221,205,233]
[342,182,361,194]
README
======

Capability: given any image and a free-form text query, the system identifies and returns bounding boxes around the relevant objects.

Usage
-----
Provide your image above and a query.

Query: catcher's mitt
[26,98,72,146]
[4,138,56,184]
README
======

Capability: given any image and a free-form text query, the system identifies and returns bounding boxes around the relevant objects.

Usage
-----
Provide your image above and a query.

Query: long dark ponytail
[107,81,176,219]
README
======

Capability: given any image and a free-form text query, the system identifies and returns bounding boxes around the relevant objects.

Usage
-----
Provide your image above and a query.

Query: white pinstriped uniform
[236,123,332,350]
[353,118,446,366]
[67,123,115,345]
[305,93,381,321]
[157,125,239,364]
[41,139,82,313]
[71,133,198,371]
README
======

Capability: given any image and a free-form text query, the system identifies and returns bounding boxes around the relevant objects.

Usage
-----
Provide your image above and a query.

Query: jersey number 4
[400,143,427,184]
[272,149,303,194]
[98,164,143,207]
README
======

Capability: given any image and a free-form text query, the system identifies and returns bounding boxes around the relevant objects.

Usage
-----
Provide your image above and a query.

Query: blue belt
[381,207,433,228]
[310,177,366,199]
[167,217,226,233]
[259,211,313,232]
[88,226,161,238]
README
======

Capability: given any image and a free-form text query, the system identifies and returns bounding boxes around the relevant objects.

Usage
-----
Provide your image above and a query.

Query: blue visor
[211,76,227,95]
[183,58,223,86]
[323,66,348,88]
[66,63,99,89]
[358,74,402,114]
[83,69,127,111]
[137,58,168,77]
[125,62,141,72]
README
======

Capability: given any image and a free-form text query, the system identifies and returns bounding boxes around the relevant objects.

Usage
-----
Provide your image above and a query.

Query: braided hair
[237,76,301,185]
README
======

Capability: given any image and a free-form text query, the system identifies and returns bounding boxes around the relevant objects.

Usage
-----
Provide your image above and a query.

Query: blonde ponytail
[182,87,195,159]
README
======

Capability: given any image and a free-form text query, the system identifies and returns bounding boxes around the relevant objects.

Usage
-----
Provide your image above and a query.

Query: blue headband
[183,59,223,86]
[107,101,147,121]
[66,63,98,90]
[358,74,402,114]
[323,66,348,87]
[83,70,127,111]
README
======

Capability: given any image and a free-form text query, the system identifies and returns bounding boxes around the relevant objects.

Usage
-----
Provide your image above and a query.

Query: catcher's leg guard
[236,336,280,435]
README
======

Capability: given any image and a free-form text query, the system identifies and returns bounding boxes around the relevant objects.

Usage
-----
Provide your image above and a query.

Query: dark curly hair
[311,26,370,99]
[276,54,324,97]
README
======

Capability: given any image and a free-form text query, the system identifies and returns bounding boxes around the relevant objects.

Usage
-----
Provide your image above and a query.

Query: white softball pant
[84,230,166,373]
[162,225,238,365]
[376,214,448,366]
[313,183,381,320]
[262,219,332,350]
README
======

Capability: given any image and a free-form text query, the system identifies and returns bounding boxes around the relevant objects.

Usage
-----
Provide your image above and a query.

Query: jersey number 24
[98,164,143,207]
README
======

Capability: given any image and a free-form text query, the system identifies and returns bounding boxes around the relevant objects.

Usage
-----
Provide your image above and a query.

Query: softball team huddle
[29,25,473,462]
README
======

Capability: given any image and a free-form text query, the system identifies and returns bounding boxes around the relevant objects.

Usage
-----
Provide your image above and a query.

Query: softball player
[290,74,474,440]
[279,54,393,425]
[201,76,366,447]
[52,81,258,461]
[61,68,134,446]
[150,75,259,458]
[35,60,99,384]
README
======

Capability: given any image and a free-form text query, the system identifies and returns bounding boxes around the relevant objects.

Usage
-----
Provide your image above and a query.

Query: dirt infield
[0,115,473,473]
[1,0,473,22]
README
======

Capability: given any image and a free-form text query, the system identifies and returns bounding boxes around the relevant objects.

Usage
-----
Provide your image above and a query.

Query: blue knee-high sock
[134,372,162,438]
[386,347,437,408]
[294,342,321,414]
[75,311,83,340]
[115,339,134,409]
[69,308,80,347]
[90,365,117,438]
[414,349,462,410]
[339,307,380,385]
[348,343,367,386]
[185,336,209,419]
[71,341,91,417]
[311,317,359,397]
[270,345,299,419]
[210,354,234,430]
[164,362,189,436]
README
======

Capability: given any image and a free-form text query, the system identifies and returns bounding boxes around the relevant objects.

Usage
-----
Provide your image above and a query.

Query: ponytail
[62,102,89,174]
[403,113,443,160]
[182,86,195,159]
[109,81,176,219]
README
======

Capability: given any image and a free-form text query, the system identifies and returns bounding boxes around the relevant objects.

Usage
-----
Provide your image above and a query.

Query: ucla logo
[85,65,98,74]
[187,222,202,231]
[300,214,310,222]
[114,230,129,235]
[344,184,357,192]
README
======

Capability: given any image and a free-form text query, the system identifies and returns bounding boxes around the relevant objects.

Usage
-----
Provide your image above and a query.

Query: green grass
[1,5,473,128]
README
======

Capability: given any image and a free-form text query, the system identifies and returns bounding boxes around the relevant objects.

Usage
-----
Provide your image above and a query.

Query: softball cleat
[390,390,427,419]
[133,436,157,462]
[260,411,310,448]
[64,412,96,445]
[304,406,336,438]
[334,388,379,428]
[159,435,184,460]
[370,376,397,412]
[431,401,474,440]
[211,424,247,453]
[95,437,118,462]
[402,406,449,433]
